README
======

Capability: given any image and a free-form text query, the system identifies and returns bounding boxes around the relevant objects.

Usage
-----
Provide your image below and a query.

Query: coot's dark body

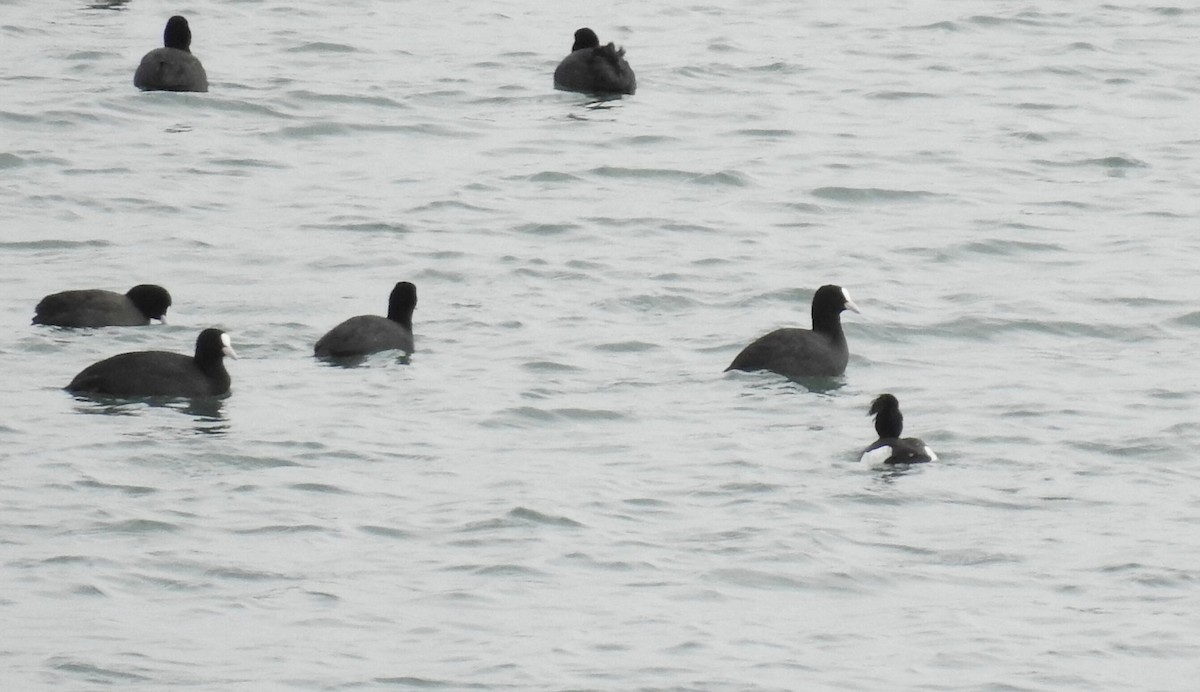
[134,16,208,92]
[315,282,417,359]
[66,328,236,398]
[726,285,859,379]
[554,28,636,95]
[33,285,172,327]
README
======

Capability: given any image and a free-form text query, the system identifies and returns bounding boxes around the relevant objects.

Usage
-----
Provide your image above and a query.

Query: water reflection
[868,460,928,484]
[180,398,229,435]
[315,353,412,369]
[563,94,629,121]
[69,392,229,434]
[735,374,846,396]
[791,376,846,395]
[84,0,130,10]
[584,95,626,108]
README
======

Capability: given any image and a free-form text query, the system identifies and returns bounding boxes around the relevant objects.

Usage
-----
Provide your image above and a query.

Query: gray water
[3,1,1200,689]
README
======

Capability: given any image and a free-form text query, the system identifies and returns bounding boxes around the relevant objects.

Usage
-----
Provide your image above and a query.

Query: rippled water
[3,1,1200,689]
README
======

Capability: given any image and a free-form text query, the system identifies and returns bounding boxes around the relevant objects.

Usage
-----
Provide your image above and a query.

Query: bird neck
[388,312,413,330]
[875,409,903,438]
[812,310,843,337]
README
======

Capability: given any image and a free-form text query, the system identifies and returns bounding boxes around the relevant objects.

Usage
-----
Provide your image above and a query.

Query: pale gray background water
[2,1,1199,689]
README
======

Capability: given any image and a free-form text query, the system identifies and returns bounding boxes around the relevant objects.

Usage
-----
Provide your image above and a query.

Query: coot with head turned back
[33,284,172,327]
[314,282,417,359]
[726,284,860,380]
[553,27,636,95]
[134,15,208,92]
[860,393,937,465]
[66,328,236,398]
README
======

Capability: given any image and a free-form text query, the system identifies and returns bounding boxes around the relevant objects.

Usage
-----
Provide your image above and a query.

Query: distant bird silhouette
[860,394,938,465]
[554,28,636,95]
[134,15,208,92]
[726,285,860,380]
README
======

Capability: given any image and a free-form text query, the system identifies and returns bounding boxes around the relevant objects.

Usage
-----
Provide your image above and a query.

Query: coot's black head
[164,15,192,51]
[572,28,600,51]
[386,281,418,327]
[811,284,860,333]
[195,328,237,365]
[868,393,904,438]
[125,284,172,322]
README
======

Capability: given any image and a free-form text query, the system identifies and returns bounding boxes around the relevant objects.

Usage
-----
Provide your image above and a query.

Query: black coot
[134,16,208,92]
[726,284,860,380]
[67,328,236,398]
[553,28,636,95]
[314,282,417,359]
[860,393,937,465]
[33,284,172,327]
